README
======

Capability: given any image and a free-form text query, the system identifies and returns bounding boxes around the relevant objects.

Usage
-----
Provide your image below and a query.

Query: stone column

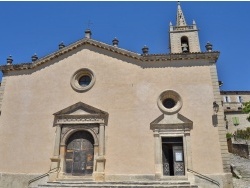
[154,129,161,179]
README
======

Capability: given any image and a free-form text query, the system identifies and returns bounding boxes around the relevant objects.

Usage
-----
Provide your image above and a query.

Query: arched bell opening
[181,36,189,53]
[65,131,95,176]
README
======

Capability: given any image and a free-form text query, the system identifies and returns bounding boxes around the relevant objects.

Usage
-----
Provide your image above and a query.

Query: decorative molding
[61,126,99,146]
[56,116,104,125]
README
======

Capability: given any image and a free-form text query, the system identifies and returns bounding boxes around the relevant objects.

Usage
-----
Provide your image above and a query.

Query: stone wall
[227,138,250,159]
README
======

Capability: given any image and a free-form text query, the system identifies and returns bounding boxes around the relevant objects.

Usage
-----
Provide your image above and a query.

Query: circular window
[163,98,176,109]
[70,68,95,92]
[157,90,182,115]
[79,75,91,86]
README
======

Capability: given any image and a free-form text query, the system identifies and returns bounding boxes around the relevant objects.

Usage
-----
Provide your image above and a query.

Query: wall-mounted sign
[175,152,183,162]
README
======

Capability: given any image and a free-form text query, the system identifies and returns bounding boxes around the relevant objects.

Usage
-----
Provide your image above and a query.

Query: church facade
[0,3,233,188]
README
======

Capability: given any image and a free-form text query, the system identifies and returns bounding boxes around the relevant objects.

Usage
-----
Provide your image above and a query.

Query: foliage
[243,101,250,122]
[234,127,250,140]
[226,133,233,139]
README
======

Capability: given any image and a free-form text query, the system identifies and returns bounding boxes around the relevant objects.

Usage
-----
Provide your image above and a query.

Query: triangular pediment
[54,102,108,117]
[53,102,109,126]
[150,113,193,130]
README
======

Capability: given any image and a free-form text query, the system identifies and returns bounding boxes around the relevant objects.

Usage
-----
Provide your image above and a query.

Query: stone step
[49,181,191,185]
[37,184,199,187]
[37,181,198,188]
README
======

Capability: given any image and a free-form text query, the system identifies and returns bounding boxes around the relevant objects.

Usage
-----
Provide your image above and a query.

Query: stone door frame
[49,102,108,182]
[150,113,193,180]
[63,129,96,176]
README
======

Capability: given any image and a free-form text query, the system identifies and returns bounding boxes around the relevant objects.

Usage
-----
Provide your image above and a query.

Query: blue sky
[0,1,249,91]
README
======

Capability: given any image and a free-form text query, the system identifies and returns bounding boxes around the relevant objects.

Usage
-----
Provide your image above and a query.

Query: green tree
[243,101,250,122]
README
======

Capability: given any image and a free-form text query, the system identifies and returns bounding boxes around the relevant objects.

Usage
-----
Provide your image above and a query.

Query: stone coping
[0,38,219,72]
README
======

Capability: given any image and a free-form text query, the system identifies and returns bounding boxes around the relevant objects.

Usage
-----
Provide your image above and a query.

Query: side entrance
[162,137,185,176]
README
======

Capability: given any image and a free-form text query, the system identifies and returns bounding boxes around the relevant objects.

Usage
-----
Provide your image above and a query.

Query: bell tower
[169,2,201,53]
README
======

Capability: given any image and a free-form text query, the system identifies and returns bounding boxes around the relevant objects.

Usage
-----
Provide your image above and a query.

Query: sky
[0,1,249,91]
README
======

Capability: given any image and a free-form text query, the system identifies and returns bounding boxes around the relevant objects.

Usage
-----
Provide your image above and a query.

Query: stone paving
[230,153,250,188]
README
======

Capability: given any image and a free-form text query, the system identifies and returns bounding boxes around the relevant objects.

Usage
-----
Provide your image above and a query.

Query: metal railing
[172,25,194,31]
[187,168,220,187]
[27,167,60,187]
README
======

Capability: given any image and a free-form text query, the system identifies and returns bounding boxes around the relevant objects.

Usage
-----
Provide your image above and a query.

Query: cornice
[142,51,219,62]
[0,38,220,72]
[221,91,250,94]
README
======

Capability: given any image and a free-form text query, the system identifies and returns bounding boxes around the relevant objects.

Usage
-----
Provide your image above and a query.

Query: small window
[232,117,239,125]
[224,96,231,103]
[157,90,182,115]
[70,68,95,92]
[238,96,242,103]
[79,75,91,87]
[163,98,176,109]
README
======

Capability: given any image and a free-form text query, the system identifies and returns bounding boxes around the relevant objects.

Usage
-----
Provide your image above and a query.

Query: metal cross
[87,20,93,29]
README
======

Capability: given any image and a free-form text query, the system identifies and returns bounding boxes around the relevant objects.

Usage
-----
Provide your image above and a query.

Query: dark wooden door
[65,131,94,176]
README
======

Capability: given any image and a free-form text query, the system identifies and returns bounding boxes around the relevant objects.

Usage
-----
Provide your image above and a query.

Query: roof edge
[0,37,220,72]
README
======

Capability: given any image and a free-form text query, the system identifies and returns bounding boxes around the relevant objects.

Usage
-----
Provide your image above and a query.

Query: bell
[182,47,188,52]
[181,43,189,52]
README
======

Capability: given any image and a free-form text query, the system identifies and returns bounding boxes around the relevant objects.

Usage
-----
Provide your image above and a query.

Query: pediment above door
[53,102,108,126]
[150,113,193,131]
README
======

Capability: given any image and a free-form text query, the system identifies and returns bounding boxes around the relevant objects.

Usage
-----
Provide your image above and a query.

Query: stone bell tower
[169,2,201,53]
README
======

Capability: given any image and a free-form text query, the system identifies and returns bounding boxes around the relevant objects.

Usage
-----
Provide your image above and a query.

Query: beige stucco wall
[221,93,250,133]
[225,113,250,133]
[0,45,223,177]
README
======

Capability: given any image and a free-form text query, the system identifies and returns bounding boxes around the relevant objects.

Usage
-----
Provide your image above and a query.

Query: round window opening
[163,98,176,109]
[157,90,182,115]
[79,75,91,87]
[70,68,95,92]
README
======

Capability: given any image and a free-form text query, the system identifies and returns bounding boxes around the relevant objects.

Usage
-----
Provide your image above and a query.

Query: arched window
[181,36,189,53]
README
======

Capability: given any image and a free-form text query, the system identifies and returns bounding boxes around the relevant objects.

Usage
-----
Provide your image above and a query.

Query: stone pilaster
[153,130,161,179]
[0,76,7,111]
[210,64,230,173]
[94,123,106,181]
[48,125,62,182]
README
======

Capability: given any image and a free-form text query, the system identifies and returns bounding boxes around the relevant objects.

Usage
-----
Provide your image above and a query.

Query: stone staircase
[233,156,250,181]
[36,180,198,188]
[238,169,250,181]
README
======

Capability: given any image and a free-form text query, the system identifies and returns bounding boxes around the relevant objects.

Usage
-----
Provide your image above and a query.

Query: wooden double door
[65,131,94,176]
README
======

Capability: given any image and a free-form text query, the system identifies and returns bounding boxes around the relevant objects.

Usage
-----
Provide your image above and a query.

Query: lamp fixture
[213,101,219,113]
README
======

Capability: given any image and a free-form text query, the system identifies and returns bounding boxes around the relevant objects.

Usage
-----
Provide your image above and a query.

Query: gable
[0,37,220,73]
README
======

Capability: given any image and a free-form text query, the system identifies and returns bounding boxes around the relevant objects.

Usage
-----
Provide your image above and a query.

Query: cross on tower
[87,20,93,29]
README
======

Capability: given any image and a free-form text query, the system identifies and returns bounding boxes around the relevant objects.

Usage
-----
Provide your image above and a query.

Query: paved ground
[230,153,250,188]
